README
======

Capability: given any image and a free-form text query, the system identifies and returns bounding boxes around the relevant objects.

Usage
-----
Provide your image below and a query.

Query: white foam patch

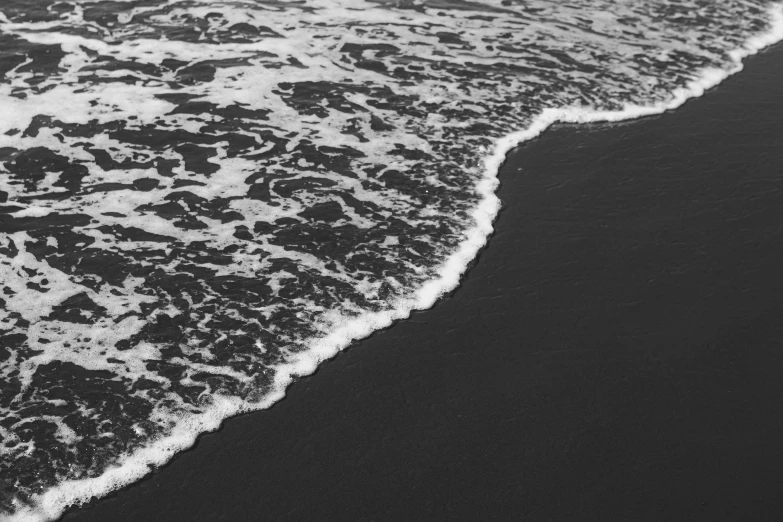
[3,2,781,520]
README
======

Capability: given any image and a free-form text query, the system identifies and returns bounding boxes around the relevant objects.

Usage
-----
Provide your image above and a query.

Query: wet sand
[64,42,783,521]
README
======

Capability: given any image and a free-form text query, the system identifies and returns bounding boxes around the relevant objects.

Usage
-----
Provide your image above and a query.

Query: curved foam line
[8,3,783,521]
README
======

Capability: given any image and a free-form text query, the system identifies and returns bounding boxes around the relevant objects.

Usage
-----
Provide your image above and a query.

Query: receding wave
[1,0,782,519]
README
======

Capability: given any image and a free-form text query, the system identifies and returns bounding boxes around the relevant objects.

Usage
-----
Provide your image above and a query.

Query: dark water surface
[63,37,783,522]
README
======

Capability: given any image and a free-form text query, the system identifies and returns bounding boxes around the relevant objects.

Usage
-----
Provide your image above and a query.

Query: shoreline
[57,33,783,522]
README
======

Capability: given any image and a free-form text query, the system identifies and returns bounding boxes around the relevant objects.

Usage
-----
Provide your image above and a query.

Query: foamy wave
[2,0,783,519]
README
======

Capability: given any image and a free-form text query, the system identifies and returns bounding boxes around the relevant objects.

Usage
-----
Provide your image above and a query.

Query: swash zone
[0,0,775,513]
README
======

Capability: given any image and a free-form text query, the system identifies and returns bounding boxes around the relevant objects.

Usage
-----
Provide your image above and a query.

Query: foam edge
[8,3,783,521]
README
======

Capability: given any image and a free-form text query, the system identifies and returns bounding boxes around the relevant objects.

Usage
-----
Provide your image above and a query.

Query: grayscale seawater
[0,0,781,519]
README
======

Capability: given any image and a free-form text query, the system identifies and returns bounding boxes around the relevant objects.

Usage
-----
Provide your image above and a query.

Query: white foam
[5,2,783,521]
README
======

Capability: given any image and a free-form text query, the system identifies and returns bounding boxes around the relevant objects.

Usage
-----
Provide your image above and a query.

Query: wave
[2,0,783,519]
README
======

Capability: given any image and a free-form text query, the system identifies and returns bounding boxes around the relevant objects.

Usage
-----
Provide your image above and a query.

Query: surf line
[6,3,783,521]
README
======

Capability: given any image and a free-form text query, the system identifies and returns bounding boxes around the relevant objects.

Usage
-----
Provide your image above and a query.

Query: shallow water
[0,0,781,519]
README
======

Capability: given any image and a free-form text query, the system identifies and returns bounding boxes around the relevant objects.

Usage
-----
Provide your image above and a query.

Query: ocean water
[0,1,781,520]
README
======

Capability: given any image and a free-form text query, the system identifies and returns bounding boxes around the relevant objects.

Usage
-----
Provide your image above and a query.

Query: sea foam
[2,0,783,519]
